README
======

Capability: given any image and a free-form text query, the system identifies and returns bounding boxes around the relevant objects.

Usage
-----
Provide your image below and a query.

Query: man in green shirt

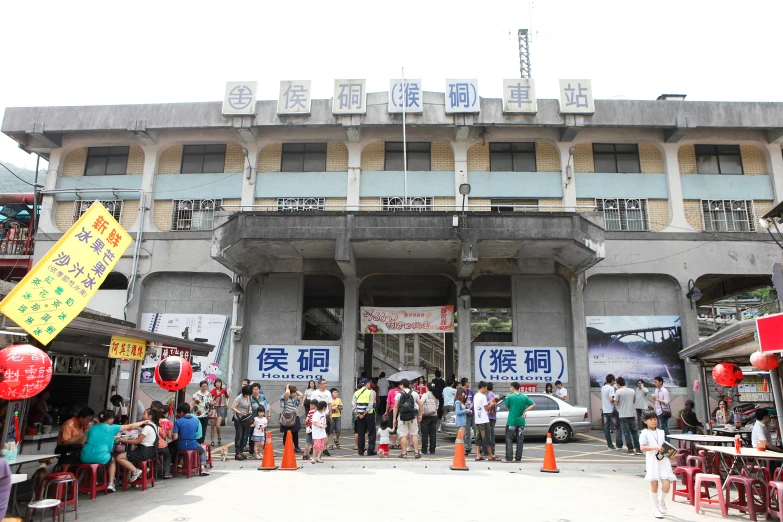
[503,382,536,462]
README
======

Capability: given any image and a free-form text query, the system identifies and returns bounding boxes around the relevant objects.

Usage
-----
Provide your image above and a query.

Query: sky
[1,0,780,170]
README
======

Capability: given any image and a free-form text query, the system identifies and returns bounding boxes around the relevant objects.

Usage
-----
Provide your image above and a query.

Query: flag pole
[402,67,408,206]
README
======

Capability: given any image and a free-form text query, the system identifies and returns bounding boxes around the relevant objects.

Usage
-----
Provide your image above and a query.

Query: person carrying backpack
[393,378,423,459]
[352,378,376,456]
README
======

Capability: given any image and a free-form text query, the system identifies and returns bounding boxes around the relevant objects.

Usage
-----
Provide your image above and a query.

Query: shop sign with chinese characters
[361,306,454,334]
[0,201,133,344]
[474,346,568,383]
[109,336,147,360]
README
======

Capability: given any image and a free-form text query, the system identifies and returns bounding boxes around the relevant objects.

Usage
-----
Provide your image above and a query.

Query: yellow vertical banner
[0,201,133,344]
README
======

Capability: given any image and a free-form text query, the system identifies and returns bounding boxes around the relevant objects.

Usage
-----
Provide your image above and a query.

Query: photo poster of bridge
[586,316,685,388]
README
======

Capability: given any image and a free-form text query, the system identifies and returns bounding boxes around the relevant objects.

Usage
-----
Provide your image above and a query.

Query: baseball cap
[360,378,370,384]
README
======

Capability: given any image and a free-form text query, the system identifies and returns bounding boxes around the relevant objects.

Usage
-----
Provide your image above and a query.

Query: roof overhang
[680,320,758,366]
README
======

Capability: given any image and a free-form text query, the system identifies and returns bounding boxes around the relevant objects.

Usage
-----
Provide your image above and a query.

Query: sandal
[414,452,421,459]
[218,439,222,446]
[328,445,334,450]
[399,453,407,458]
[335,442,341,448]
[475,457,485,461]
[488,456,500,461]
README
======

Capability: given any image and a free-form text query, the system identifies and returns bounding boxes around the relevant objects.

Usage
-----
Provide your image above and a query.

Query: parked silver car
[441,393,590,443]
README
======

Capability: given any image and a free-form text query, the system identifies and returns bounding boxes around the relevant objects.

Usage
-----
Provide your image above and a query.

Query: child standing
[311,401,328,464]
[251,406,267,460]
[639,411,676,519]
[303,400,317,461]
[454,388,467,440]
[377,418,392,458]
[329,388,343,449]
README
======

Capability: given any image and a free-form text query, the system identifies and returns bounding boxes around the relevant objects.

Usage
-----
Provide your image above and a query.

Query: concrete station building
[3,81,783,422]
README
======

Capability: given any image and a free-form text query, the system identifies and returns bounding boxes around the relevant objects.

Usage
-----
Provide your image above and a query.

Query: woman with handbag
[231,385,254,460]
[246,383,269,458]
[279,384,303,454]
[192,380,213,444]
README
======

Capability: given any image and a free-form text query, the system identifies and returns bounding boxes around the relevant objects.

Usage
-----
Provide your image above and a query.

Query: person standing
[503,382,535,462]
[601,374,623,450]
[614,377,641,455]
[385,382,401,449]
[279,384,303,454]
[484,382,498,456]
[191,380,213,444]
[442,380,457,414]
[231,385,253,460]
[377,372,389,422]
[393,378,423,458]
[310,401,329,464]
[431,370,446,429]
[310,379,333,456]
[247,383,269,457]
[419,383,439,455]
[352,378,376,456]
[328,388,343,449]
[639,411,676,518]
[473,382,499,461]
[652,376,671,439]
[554,381,568,403]
[459,378,475,455]
[634,380,649,428]
[209,379,229,447]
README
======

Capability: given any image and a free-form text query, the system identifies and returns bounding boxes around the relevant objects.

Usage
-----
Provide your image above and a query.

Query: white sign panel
[332,79,366,115]
[278,80,312,114]
[361,306,455,335]
[558,79,595,114]
[474,346,568,384]
[247,345,340,381]
[502,79,537,113]
[222,81,257,116]
[445,79,479,113]
[389,79,423,114]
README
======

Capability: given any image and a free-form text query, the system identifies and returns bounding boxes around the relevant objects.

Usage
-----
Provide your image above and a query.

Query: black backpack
[398,390,416,421]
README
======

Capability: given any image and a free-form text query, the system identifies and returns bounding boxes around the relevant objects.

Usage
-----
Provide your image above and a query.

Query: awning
[680,320,758,366]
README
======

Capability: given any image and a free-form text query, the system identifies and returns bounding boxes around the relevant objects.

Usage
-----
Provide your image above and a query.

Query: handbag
[280,407,297,427]
[660,401,672,419]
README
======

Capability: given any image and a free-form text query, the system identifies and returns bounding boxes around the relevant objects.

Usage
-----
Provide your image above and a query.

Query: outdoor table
[7,454,57,516]
[712,426,754,446]
[10,474,26,485]
[667,433,736,453]
[697,444,783,484]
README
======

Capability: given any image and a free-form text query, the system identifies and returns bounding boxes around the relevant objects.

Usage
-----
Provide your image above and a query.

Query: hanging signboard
[757,312,783,352]
[474,346,568,383]
[360,306,454,335]
[109,335,147,360]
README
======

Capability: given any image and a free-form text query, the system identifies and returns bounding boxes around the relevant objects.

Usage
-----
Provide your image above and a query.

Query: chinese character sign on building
[332,79,366,115]
[389,79,423,114]
[278,80,312,115]
[502,79,537,113]
[445,79,479,113]
[222,81,258,116]
[109,336,147,361]
[361,306,454,335]
[559,79,594,114]
[0,201,133,344]
[247,345,340,381]
[474,346,568,383]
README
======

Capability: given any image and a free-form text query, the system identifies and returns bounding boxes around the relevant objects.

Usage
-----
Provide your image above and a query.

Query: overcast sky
[1,0,779,170]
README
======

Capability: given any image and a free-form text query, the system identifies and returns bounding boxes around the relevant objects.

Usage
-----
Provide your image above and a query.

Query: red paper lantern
[712,362,744,387]
[750,351,779,371]
[0,344,53,400]
[154,356,192,391]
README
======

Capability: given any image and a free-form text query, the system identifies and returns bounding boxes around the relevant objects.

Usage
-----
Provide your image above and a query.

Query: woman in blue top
[454,387,467,440]
[80,410,146,492]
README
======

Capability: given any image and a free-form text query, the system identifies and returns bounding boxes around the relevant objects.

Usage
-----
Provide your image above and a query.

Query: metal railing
[172,199,222,231]
[701,199,755,232]
[0,226,33,255]
[215,203,599,213]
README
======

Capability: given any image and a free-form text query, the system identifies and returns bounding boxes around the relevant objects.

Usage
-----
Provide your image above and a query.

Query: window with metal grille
[181,145,227,174]
[695,145,743,174]
[171,199,222,231]
[489,143,536,172]
[281,144,327,172]
[701,200,755,232]
[595,198,648,231]
[84,147,129,176]
[74,200,123,223]
[490,198,539,212]
[380,197,433,211]
[592,144,640,173]
[384,142,431,171]
[276,197,325,211]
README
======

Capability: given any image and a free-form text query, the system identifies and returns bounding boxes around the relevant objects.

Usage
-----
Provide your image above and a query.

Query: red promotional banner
[360,306,455,334]
[757,313,783,352]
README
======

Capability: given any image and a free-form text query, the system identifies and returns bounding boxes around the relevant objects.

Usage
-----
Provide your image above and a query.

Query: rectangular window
[384,142,431,171]
[595,198,649,231]
[84,147,129,176]
[489,198,539,212]
[489,143,536,172]
[380,196,433,211]
[281,143,327,172]
[695,145,743,174]
[74,200,123,223]
[701,200,755,232]
[171,199,222,231]
[592,144,640,173]
[181,145,227,174]
[276,197,325,211]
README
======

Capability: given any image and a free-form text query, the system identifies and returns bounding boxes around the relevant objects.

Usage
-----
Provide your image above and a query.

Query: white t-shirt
[311,411,327,440]
[139,423,157,447]
[601,384,616,413]
[377,427,392,444]
[394,389,420,411]
[253,416,268,437]
[752,420,770,448]
[310,390,332,410]
[378,378,389,396]
[474,392,489,425]
[555,387,568,400]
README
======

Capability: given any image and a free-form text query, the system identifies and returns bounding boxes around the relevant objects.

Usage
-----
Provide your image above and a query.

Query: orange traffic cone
[450,433,469,471]
[258,431,277,471]
[540,433,559,473]
[278,430,299,471]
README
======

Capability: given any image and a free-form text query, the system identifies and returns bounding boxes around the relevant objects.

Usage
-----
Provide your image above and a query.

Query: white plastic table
[667,433,735,453]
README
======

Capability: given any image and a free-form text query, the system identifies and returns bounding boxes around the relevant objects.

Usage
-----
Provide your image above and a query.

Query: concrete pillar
[763,143,783,204]
[413,334,420,369]
[453,141,468,209]
[678,278,704,419]
[139,144,160,232]
[240,143,259,209]
[660,143,694,231]
[363,333,373,379]
[398,334,406,365]
[555,143,577,210]
[457,285,472,380]
[444,332,454,380]
[346,142,361,211]
[569,273,591,412]
[37,148,62,236]
[341,277,359,394]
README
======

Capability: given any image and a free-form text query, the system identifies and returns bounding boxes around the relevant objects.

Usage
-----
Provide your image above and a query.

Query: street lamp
[459,183,471,215]
[459,281,471,309]
[685,279,702,309]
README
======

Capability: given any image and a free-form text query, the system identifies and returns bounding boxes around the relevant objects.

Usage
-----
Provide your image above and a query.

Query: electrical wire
[0,161,41,188]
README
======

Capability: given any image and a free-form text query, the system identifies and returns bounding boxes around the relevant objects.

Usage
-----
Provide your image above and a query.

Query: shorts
[475,423,491,448]
[331,417,342,433]
[251,435,265,443]
[378,443,389,454]
[313,438,326,451]
[396,418,419,438]
[306,432,313,445]
[214,406,227,418]
[325,417,332,435]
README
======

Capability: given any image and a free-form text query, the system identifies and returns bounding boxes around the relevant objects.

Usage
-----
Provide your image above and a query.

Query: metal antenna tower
[518,29,531,79]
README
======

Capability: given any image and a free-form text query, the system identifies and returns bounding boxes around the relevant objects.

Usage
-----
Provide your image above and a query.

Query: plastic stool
[693,474,727,516]
[673,466,702,505]
[725,475,767,521]
[174,450,200,479]
[40,472,78,520]
[768,480,783,519]
[674,449,691,468]
[74,464,108,500]
[122,459,155,492]
[743,465,772,485]
[24,499,62,522]
[687,455,708,474]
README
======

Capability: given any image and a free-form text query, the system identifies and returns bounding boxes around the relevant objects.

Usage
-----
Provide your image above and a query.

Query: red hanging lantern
[154,356,192,391]
[712,362,744,387]
[0,344,53,400]
[750,351,779,371]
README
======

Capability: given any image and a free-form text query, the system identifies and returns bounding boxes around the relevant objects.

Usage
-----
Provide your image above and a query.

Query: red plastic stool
[743,465,772,485]
[175,450,201,478]
[693,474,727,517]
[201,443,213,469]
[673,466,702,505]
[687,455,708,474]
[38,472,78,519]
[725,475,767,521]
[122,459,155,492]
[769,480,783,519]
[675,449,691,468]
[74,463,108,500]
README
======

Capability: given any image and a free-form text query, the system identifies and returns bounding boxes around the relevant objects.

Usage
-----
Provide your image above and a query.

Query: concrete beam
[24,122,61,148]
[664,117,695,143]
[457,240,478,279]
[768,130,783,144]
[345,127,361,142]
[559,115,583,142]
[454,126,470,142]
[128,120,157,145]
[231,116,257,143]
